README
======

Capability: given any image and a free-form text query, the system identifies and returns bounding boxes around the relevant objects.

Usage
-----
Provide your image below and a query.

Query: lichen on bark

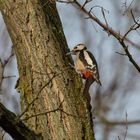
[0,0,95,139]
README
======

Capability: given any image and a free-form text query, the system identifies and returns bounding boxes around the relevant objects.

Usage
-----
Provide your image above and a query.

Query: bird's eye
[74,46,77,49]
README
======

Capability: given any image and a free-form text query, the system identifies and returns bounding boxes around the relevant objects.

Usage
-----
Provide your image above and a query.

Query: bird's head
[66,44,87,55]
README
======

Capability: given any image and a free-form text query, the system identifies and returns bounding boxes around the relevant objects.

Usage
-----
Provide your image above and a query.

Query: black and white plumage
[67,44,101,85]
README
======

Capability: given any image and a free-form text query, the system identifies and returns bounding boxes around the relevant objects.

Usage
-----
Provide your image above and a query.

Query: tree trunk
[0,0,95,139]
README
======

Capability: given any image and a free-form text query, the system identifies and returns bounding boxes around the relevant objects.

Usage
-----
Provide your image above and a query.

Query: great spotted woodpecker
[67,44,101,85]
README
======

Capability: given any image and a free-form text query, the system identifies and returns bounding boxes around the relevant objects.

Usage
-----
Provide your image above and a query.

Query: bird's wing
[79,51,89,66]
[79,50,97,67]
[86,51,98,66]
[79,50,101,85]
[86,51,101,84]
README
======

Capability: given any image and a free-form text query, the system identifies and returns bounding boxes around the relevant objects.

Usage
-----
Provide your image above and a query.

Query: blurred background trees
[0,0,140,140]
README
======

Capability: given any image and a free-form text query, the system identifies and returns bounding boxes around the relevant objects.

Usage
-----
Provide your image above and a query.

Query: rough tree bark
[0,0,95,139]
[0,102,42,140]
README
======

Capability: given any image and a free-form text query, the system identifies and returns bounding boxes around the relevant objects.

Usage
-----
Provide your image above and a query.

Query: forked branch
[57,0,140,72]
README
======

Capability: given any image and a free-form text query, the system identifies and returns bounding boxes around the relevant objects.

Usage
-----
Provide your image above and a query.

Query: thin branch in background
[124,111,128,140]
[122,9,140,40]
[89,6,97,14]
[88,6,109,32]
[3,53,14,66]
[115,126,140,140]
[98,117,140,126]
[0,50,15,90]
[121,0,127,10]
[122,0,135,15]
[131,9,140,25]
[101,7,110,35]
[136,30,140,37]
[115,51,127,56]
[89,19,98,32]
[122,23,137,39]
[88,5,109,17]
[57,0,140,72]
[128,0,135,9]
[64,0,140,73]
[118,136,121,140]
[2,75,16,79]
[0,58,3,88]
[57,0,140,49]
[124,37,140,49]
[119,40,140,73]
[82,0,92,8]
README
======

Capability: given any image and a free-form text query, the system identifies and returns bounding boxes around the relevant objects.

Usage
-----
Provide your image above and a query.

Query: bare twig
[21,100,64,121]
[57,0,140,47]
[98,117,140,126]
[82,0,92,8]
[0,103,42,140]
[59,108,83,118]
[65,0,140,73]
[118,136,121,140]
[124,111,128,140]
[0,51,15,90]
[115,52,126,56]
[21,100,83,121]
[122,23,136,39]
[17,67,71,120]
[131,9,139,25]
[21,108,60,121]
[57,0,140,72]
[119,40,140,73]
[3,75,16,79]
[122,0,135,15]
[101,7,109,35]
[122,10,140,40]
[17,74,58,120]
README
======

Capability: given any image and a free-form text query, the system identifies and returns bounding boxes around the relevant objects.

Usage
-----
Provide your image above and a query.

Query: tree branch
[99,117,140,126]
[69,0,140,73]
[0,49,15,89]
[0,103,42,140]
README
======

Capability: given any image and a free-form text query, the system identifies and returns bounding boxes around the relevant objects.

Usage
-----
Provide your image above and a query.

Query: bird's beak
[66,50,73,55]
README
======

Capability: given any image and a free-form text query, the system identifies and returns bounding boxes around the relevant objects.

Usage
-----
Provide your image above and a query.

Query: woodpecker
[66,44,101,85]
